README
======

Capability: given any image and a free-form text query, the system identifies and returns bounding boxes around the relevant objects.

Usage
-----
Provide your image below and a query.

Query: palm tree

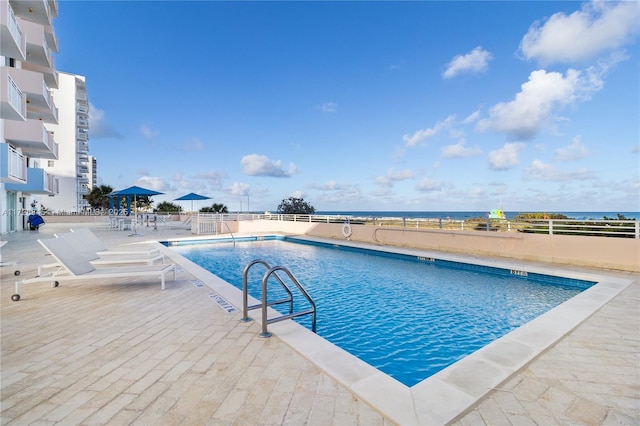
[200,203,228,213]
[85,185,114,211]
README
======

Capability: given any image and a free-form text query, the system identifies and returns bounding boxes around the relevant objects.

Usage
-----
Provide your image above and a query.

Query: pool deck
[1,221,638,425]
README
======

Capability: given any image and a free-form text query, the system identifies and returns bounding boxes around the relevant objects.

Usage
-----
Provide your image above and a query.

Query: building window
[48,160,54,167]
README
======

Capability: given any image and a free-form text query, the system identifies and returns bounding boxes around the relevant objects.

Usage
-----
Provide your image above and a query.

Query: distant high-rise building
[42,72,91,213]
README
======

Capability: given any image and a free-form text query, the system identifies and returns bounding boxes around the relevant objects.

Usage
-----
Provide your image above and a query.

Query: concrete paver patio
[1,221,638,425]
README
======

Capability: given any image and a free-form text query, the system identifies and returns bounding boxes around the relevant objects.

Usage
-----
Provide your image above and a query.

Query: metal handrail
[241,259,292,322]
[259,265,316,337]
[220,221,236,246]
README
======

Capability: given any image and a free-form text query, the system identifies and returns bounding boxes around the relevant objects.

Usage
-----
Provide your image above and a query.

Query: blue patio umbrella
[112,185,164,236]
[174,192,211,213]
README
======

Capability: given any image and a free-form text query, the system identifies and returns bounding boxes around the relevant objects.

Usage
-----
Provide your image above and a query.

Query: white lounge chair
[69,227,159,256]
[35,232,165,276]
[12,238,176,302]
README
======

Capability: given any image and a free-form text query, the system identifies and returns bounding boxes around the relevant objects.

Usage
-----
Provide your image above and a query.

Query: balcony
[10,0,54,27]
[0,143,27,183]
[20,19,52,68]
[77,128,89,141]
[20,46,57,89]
[43,23,57,53]
[4,66,57,123]
[77,116,89,127]
[27,101,57,124]
[1,2,26,61]
[76,102,88,114]
[0,70,26,120]
[4,119,58,159]
[5,167,58,195]
[76,90,87,102]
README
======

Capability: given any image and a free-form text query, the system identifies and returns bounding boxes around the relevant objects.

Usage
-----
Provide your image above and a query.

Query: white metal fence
[191,213,639,238]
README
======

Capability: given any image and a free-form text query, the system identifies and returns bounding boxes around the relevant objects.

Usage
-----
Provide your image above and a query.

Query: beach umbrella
[112,185,164,236]
[174,192,211,213]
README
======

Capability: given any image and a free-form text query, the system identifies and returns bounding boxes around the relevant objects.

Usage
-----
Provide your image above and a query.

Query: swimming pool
[168,235,595,387]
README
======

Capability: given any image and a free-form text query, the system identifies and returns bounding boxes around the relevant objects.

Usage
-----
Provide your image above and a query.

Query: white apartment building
[1,0,92,234]
[41,71,91,213]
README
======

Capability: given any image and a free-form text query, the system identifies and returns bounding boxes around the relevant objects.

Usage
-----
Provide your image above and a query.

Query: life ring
[342,223,353,238]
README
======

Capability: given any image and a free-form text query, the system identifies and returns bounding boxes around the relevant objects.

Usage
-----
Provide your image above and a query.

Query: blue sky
[53,1,640,213]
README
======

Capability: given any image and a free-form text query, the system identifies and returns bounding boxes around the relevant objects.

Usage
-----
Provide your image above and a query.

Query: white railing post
[548,220,553,235]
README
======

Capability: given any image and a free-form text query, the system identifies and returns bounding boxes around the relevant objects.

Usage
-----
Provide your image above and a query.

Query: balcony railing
[1,1,25,60]
[4,167,58,194]
[77,103,88,114]
[6,75,26,119]
[7,2,21,40]
[0,143,27,183]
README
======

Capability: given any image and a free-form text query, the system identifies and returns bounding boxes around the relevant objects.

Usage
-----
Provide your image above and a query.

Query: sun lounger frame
[12,238,176,301]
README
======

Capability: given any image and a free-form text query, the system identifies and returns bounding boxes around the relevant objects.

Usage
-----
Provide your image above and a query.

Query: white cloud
[554,136,589,161]
[313,180,355,191]
[180,137,206,153]
[441,140,483,158]
[227,182,250,196]
[140,124,157,140]
[375,168,415,187]
[403,115,456,147]
[291,190,307,199]
[317,102,338,113]
[134,175,174,192]
[193,170,226,189]
[318,180,340,190]
[241,154,299,177]
[463,110,480,124]
[171,172,206,192]
[520,0,640,65]
[389,60,406,71]
[415,178,441,192]
[88,103,123,139]
[477,69,592,140]
[487,143,524,170]
[525,159,593,181]
[443,46,493,79]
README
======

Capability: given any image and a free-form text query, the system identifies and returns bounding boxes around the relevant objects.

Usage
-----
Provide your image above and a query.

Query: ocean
[316,211,640,221]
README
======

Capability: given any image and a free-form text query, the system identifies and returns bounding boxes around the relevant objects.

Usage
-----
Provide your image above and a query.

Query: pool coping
[158,233,633,425]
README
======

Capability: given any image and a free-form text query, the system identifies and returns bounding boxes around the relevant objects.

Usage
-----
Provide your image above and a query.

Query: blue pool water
[169,236,595,387]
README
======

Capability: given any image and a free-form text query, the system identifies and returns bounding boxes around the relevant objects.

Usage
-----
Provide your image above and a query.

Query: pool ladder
[241,259,316,337]
[220,222,235,246]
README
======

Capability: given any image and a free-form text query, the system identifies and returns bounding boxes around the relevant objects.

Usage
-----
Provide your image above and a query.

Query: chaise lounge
[69,227,160,256]
[34,232,165,276]
[12,238,176,301]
